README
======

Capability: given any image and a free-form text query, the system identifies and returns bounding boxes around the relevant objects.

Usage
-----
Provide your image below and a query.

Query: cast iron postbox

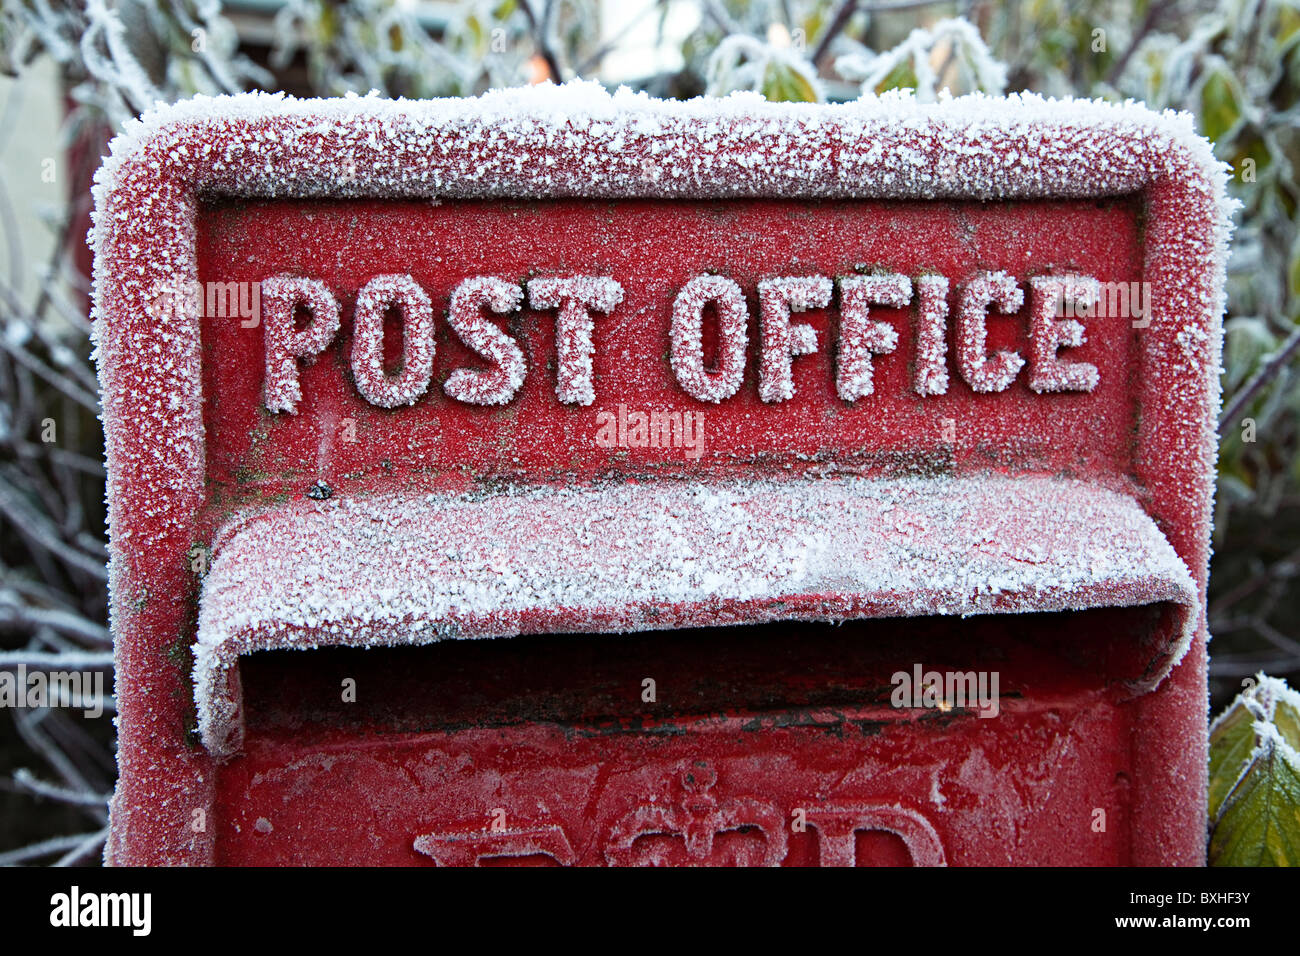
[93,85,1231,866]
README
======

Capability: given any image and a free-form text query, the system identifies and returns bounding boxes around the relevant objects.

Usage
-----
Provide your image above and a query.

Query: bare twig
[0,604,109,644]
[1240,0,1268,75]
[52,828,108,866]
[1218,321,1300,434]
[703,0,742,36]
[812,0,973,67]
[6,438,105,477]
[0,649,113,668]
[0,473,109,581]
[812,0,860,66]
[1209,543,1300,618]
[1251,618,1300,657]
[0,830,105,865]
[520,0,563,83]
[1209,655,1300,676]
[13,768,110,808]
[12,709,104,807]
[1105,0,1175,86]
[0,326,98,411]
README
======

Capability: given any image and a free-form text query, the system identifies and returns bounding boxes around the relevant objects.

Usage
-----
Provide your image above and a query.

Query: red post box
[92,85,1232,866]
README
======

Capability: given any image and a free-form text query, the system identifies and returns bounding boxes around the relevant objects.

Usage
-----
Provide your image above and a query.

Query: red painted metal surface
[92,92,1227,866]
[219,609,1173,865]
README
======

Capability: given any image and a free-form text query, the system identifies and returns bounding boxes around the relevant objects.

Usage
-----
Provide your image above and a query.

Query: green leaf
[1290,234,1300,298]
[1277,6,1300,49]
[874,60,918,96]
[1223,316,1278,391]
[761,61,820,103]
[1199,65,1243,145]
[1209,727,1300,866]
[1209,691,1261,820]
[1210,678,1300,866]
[1276,690,1300,750]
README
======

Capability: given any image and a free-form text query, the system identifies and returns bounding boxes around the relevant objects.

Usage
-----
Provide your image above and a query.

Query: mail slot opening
[230,602,1184,740]
[193,474,1198,759]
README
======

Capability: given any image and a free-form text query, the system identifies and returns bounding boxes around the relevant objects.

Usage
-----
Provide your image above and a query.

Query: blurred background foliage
[0,0,1296,862]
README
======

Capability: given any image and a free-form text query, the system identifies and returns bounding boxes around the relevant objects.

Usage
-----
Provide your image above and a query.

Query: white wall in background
[0,56,63,307]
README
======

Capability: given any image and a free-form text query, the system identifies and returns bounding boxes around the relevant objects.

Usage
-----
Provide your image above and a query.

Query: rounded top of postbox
[91,80,1237,209]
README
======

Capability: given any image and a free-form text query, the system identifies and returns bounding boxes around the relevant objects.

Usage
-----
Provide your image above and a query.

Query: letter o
[670,275,748,403]
[350,274,435,408]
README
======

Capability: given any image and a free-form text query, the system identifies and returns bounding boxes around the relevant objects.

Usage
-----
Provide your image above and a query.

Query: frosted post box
[92,86,1230,866]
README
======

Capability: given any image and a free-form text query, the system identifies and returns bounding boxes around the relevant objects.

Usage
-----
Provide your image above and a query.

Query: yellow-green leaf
[1200,67,1242,145]
[874,60,917,96]
[761,61,819,103]
[1290,235,1300,297]
[1209,692,1259,820]
[1209,727,1300,866]
[1275,689,1300,750]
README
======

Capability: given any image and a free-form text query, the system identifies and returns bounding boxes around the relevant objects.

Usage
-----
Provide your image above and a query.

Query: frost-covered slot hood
[193,473,1197,756]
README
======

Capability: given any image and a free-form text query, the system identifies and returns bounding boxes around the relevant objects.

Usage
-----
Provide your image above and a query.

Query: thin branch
[42,708,117,778]
[0,473,109,581]
[31,625,77,653]
[703,0,742,36]
[5,437,106,478]
[13,768,111,808]
[812,0,860,66]
[1209,656,1300,676]
[12,709,102,811]
[520,0,563,83]
[1209,544,1300,618]
[859,0,962,12]
[28,209,77,327]
[1105,0,1175,86]
[0,830,104,865]
[814,0,965,67]
[0,570,93,614]
[1251,618,1300,658]
[0,649,113,668]
[52,828,108,866]
[0,325,99,412]
[1240,0,1268,76]
[0,603,110,645]
[1218,321,1300,434]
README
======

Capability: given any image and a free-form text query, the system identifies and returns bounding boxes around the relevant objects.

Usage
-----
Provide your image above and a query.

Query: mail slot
[92,85,1231,866]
